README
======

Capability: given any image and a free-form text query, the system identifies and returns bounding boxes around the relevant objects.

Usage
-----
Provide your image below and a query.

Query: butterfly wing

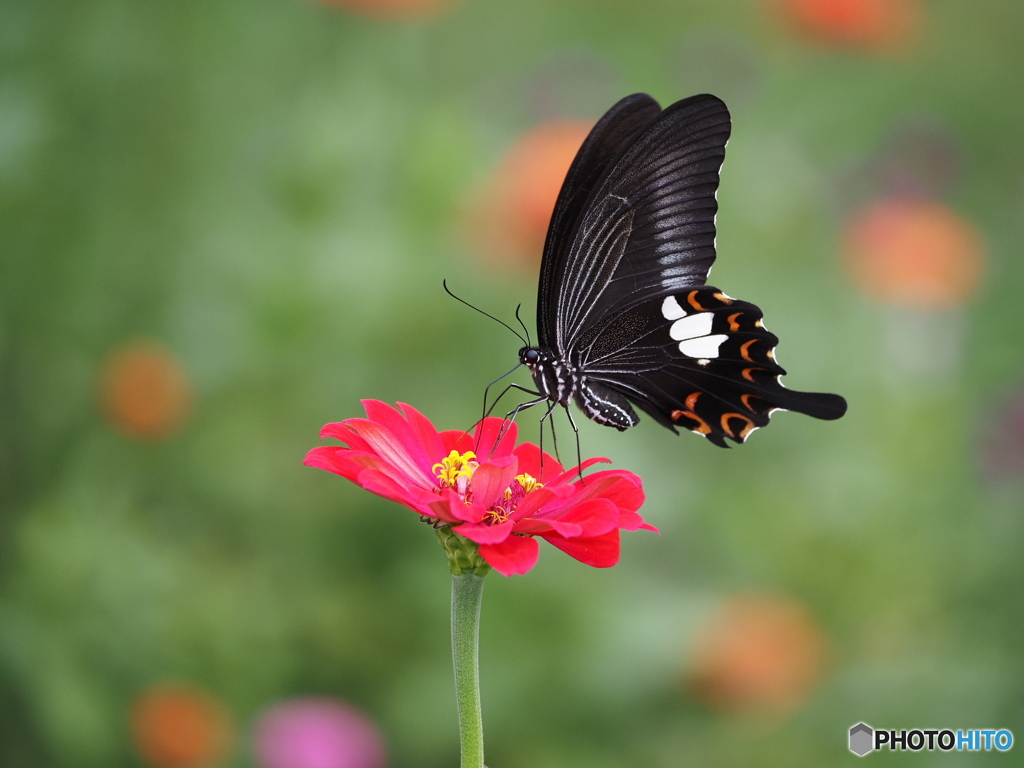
[576,287,847,447]
[542,94,731,355]
[537,93,663,348]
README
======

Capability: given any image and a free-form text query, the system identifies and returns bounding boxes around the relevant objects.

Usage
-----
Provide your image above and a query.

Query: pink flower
[305,401,655,577]
[253,697,385,768]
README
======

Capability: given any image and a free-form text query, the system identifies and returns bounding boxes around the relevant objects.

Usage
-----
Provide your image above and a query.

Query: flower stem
[451,572,485,768]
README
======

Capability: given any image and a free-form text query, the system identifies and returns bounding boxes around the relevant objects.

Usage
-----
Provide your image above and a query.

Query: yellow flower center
[484,473,544,525]
[507,473,542,497]
[433,450,478,491]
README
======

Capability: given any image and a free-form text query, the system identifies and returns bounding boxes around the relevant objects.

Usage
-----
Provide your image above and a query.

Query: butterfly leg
[490,391,549,458]
[561,404,586,483]
[484,381,544,421]
[481,365,531,425]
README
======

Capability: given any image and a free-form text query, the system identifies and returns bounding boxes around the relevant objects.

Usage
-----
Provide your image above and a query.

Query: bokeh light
[686,594,827,716]
[980,387,1024,481]
[464,120,591,271]
[312,0,454,21]
[5,1,1024,765]
[774,0,923,52]
[98,340,193,441]
[840,115,965,207]
[841,198,985,310]
[130,683,233,768]
[253,698,386,768]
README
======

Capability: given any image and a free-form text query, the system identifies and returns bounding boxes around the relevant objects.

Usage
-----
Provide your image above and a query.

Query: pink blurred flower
[980,387,1024,481]
[254,698,385,768]
[305,401,655,576]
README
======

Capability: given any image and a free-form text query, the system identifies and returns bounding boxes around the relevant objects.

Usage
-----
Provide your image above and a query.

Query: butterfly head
[519,347,542,367]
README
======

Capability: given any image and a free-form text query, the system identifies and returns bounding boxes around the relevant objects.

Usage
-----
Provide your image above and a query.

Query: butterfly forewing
[538,94,662,348]
[551,94,731,354]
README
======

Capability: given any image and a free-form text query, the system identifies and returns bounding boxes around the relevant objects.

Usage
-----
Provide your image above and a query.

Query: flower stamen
[433,450,478,496]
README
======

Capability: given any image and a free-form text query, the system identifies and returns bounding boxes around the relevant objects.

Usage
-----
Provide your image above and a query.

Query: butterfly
[516,93,847,447]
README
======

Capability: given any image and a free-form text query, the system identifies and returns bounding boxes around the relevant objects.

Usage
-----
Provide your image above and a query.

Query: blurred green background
[3,0,1024,766]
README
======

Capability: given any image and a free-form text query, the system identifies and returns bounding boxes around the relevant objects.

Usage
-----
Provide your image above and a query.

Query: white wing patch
[669,312,713,341]
[664,296,728,358]
[661,295,687,320]
[679,334,728,358]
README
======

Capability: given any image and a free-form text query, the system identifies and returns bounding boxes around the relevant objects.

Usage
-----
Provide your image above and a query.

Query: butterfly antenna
[443,279,528,346]
[514,303,532,348]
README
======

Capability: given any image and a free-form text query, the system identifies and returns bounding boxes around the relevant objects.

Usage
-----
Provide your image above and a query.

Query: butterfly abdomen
[574,378,639,431]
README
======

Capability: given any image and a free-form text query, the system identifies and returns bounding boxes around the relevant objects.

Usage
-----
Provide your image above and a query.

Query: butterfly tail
[771,389,848,421]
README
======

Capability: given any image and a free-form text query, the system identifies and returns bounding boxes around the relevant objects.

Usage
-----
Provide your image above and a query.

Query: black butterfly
[516,93,847,447]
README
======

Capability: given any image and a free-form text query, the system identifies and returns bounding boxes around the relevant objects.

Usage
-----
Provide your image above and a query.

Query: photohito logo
[848,723,1013,756]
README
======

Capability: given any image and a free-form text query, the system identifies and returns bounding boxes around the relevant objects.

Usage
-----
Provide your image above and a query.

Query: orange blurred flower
[687,593,827,716]
[774,0,922,52]
[130,683,233,768]
[312,0,454,21]
[464,120,592,271]
[98,341,192,441]
[842,198,985,310]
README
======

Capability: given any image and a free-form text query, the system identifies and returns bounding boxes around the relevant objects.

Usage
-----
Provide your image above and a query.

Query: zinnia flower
[305,401,655,576]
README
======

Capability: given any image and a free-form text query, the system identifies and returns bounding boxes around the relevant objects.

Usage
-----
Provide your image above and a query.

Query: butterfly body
[523,92,847,447]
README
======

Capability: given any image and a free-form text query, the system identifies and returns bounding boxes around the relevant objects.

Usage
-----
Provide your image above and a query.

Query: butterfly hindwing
[578,287,847,447]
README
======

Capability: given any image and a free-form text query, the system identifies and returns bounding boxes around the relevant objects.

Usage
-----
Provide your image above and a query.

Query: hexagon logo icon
[849,722,874,756]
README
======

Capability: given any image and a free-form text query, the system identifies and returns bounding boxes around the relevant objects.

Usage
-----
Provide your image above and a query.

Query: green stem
[451,572,486,768]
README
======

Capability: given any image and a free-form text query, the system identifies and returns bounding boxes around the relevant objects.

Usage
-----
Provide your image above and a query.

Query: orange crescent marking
[672,409,712,435]
[687,291,708,311]
[714,291,734,305]
[721,413,755,439]
[685,392,701,411]
[741,393,759,412]
[740,339,757,362]
[727,312,742,331]
[741,367,760,382]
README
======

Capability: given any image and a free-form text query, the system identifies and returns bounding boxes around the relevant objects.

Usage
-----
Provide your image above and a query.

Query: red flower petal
[395,401,446,459]
[466,457,518,509]
[567,470,644,513]
[511,441,563,479]
[454,519,515,544]
[320,422,382,460]
[547,456,611,486]
[439,429,476,454]
[344,418,433,489]
[425,496,470,525]
[472,417,518,458]
[304,446,354,477]
[512,485,575,519]
[618,509,660,533]
[541,498,620,538]
[354,468,433,513]
[543,529,621,568]
[362,400,438,478]
[478,536,540,576]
